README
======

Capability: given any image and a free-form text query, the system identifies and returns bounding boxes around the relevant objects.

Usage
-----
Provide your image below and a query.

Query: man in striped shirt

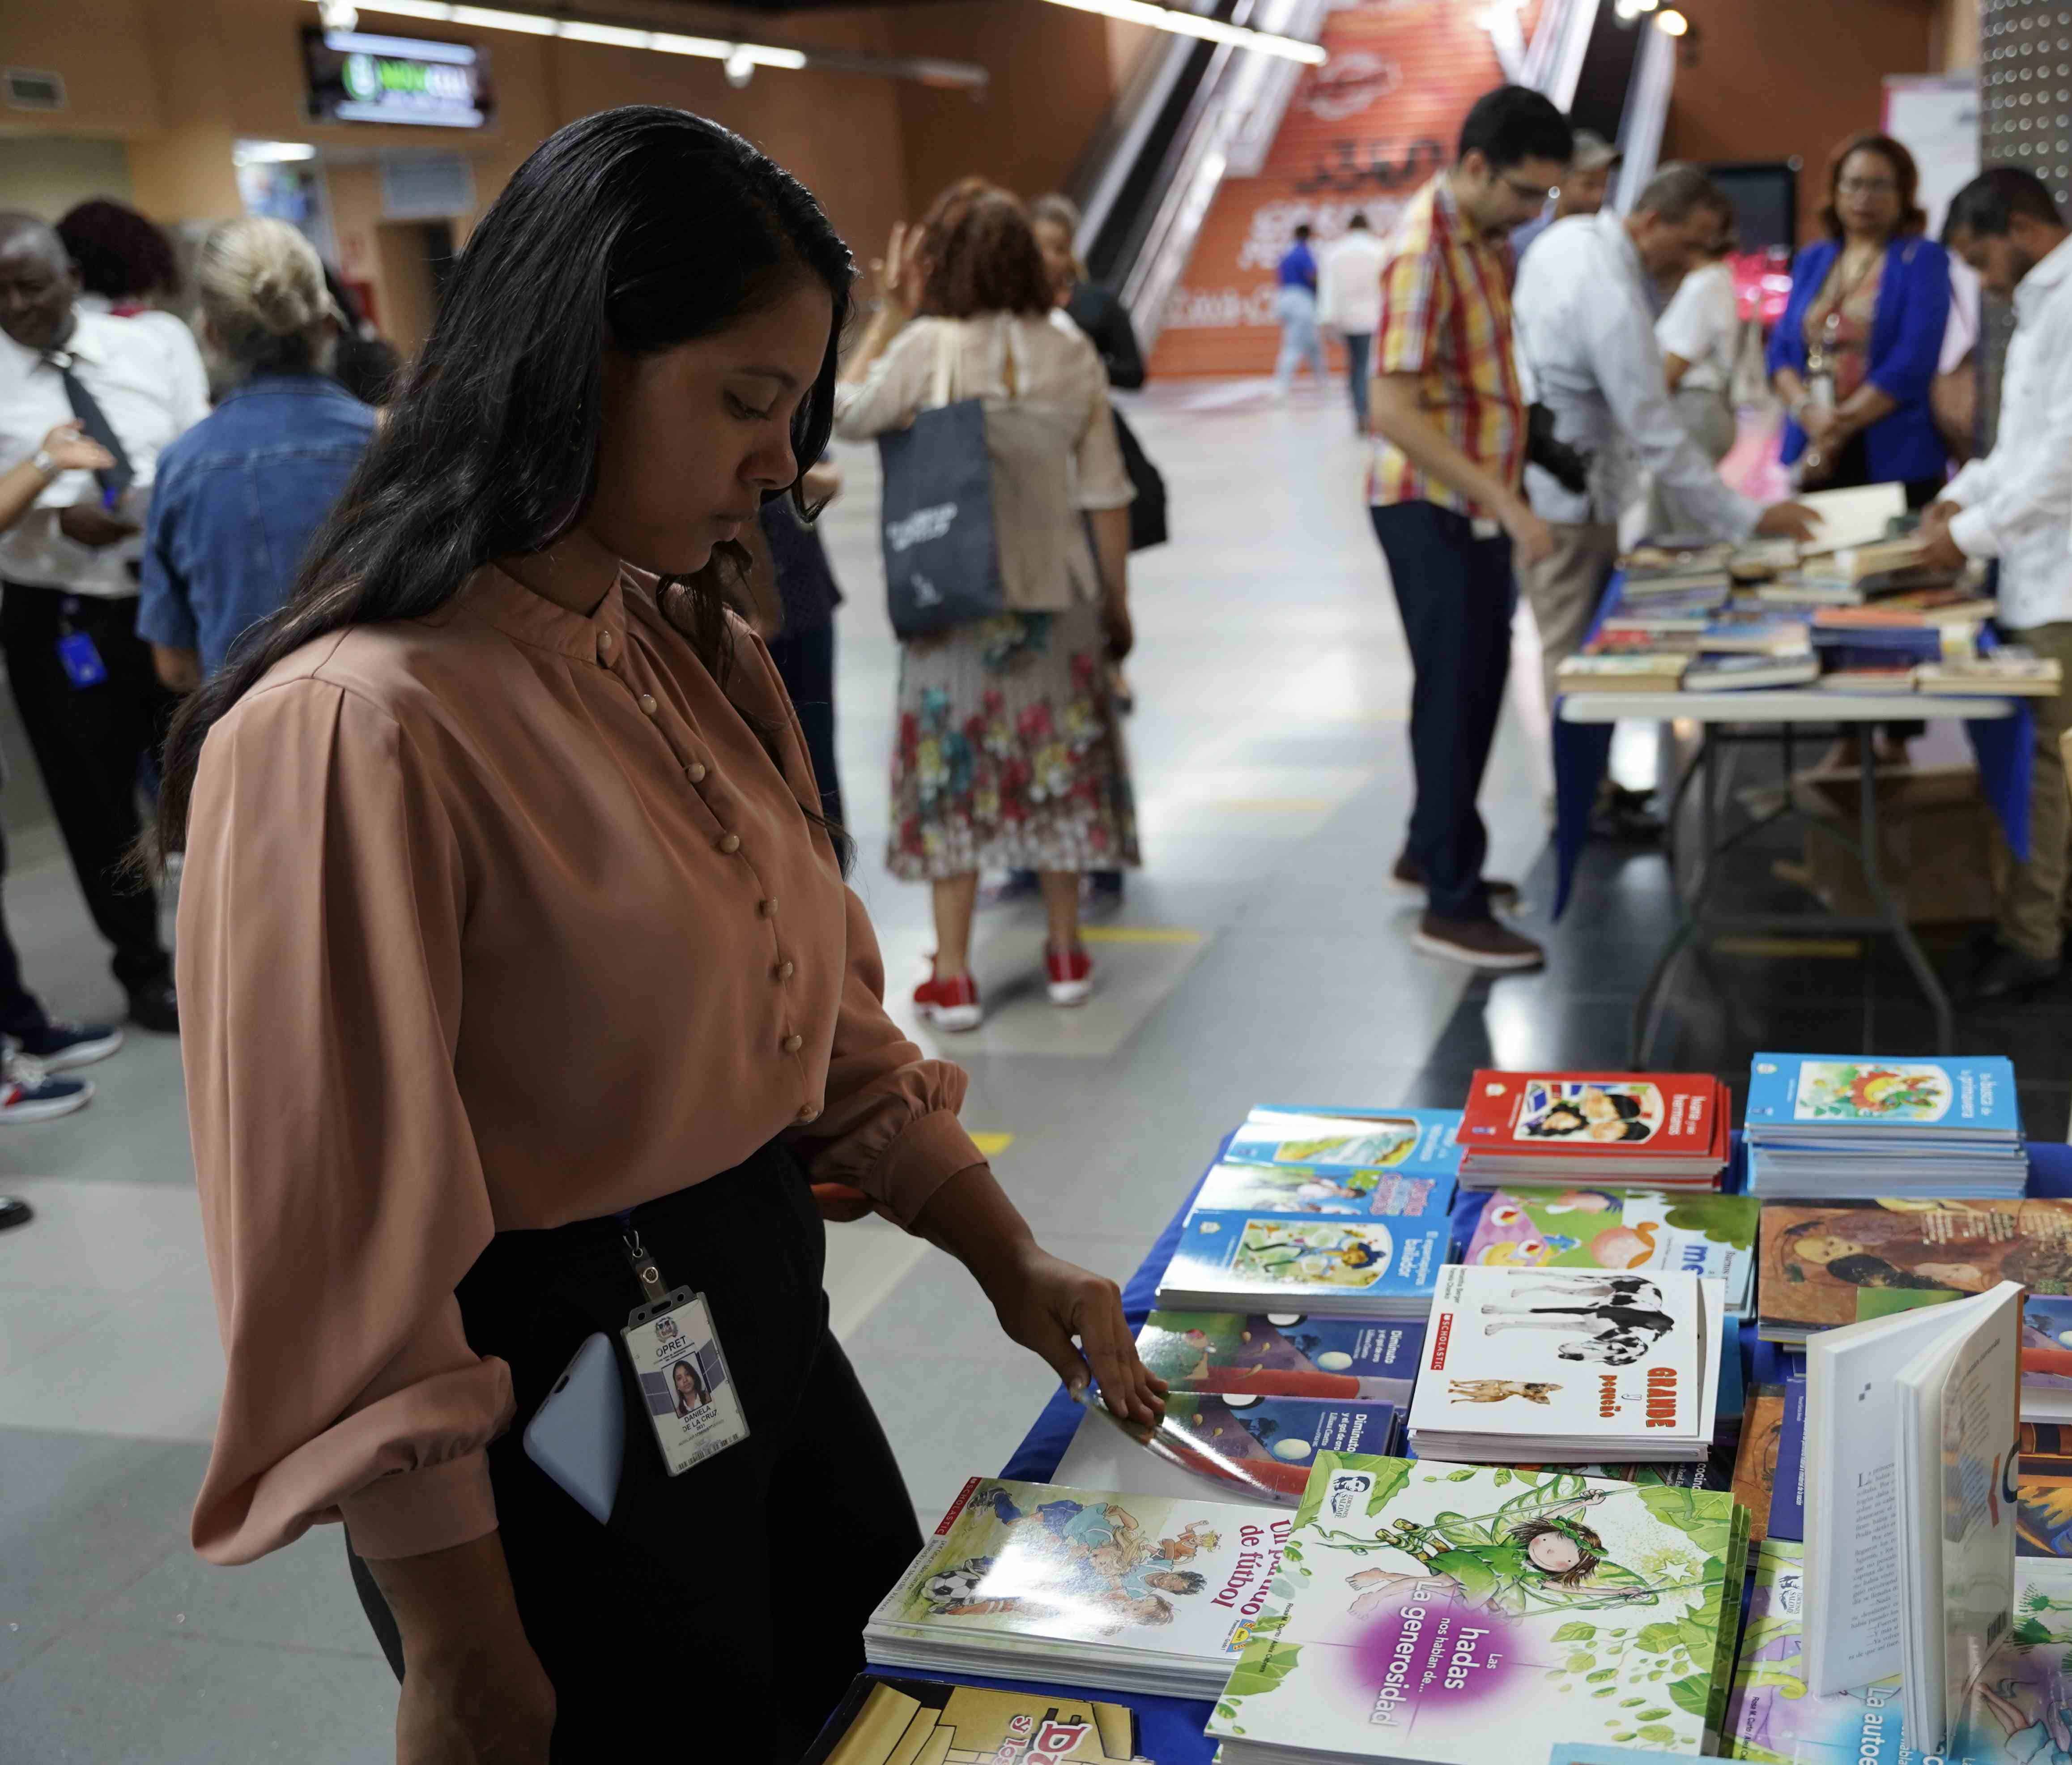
[1368,85,1571,972]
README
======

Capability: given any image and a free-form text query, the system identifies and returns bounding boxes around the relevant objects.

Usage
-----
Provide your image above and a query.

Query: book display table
[1556,687,2030,1065]
[865,1137,2072,1763]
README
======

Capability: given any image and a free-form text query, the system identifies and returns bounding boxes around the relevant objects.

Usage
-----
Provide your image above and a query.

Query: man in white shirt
[1925,168,2072,1000]
[1511,164,1817,717]
[0,213,209,1032]
[1316,211,1388,435]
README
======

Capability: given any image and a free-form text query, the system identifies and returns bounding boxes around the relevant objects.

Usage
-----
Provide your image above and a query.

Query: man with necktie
[0,213,209,1033]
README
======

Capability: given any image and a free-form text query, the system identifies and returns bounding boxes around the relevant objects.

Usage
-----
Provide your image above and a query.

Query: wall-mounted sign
[302,28,492,131]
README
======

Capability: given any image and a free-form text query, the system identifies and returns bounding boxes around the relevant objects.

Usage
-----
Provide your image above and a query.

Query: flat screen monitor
[303,26,492,131]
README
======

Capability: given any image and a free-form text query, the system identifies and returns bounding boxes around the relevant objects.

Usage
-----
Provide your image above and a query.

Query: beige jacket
[836,311,1135,612]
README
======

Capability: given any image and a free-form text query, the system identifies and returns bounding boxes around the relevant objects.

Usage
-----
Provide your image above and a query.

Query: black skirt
[349,1139,923,1761]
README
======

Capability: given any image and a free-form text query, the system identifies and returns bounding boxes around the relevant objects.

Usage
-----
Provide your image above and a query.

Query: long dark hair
[154,107,855,861]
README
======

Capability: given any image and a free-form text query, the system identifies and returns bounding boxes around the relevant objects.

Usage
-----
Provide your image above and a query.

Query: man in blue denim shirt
[140,372,374,682]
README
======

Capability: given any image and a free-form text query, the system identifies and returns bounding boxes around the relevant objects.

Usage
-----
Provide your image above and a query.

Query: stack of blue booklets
[1744,1052,2027,1196]
[1153,1106,1459,1318]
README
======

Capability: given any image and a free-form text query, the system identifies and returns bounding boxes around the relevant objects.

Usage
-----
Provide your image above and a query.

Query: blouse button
[797,1104,821,1124]
[687,762,708,783]
[758,898,778,918]
[597,630,613,656]
[638,693,658,716]
[777,960,796,981]
[716,832,741,855]
[782,1032,804,1054]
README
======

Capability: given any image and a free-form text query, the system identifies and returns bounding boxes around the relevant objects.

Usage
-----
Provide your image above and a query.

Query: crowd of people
[1267,83,2070,998]
[0,74,2064,1765]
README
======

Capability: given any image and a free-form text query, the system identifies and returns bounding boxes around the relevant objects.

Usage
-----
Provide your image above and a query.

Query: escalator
[1055,0,1677,358]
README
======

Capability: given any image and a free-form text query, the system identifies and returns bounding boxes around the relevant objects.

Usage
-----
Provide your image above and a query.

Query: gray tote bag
[877,327,1008,639]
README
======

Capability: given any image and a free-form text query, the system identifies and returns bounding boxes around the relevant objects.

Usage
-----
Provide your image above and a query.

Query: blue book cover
[1768,1356,1808,1543]
[1745,1053,2022,1134]
[1190,1155,1456,1221]
[1225,1106,1464,1177]
[1550,1745,1696,1765]
[1156,1210,1448,1311]
[1136,1311,1426,1402]
[1717,1324,1747,1425]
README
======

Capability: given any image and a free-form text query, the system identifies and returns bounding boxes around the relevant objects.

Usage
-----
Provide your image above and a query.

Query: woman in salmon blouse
[154,108,1164,1763]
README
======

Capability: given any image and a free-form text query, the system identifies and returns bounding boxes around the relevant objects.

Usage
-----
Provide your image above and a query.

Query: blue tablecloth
[970,1134,2072,1764]
[1550,576,2035,917]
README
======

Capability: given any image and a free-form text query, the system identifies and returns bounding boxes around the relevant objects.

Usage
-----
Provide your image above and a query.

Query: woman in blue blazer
[1768,132,1953,507]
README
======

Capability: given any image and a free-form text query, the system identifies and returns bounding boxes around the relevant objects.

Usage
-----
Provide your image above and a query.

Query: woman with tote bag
[838,180,1139,1032]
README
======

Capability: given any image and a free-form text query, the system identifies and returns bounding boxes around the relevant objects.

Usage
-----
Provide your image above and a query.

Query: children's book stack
[1053,1389,1404,1507]
[1456,1072,1731,1191]
[1743,1054,2027,1197]
[864,1477,1287,1698]
[1461,1188,1758,1317]
[1206,1453,1750,1765]
[1404,1266,1725,1465]
[1157,1109,1459,1319]
[803,1675,1144,1765]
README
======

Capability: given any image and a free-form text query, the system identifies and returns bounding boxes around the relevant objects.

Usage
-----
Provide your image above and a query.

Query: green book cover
[1208,1454,1739,1761]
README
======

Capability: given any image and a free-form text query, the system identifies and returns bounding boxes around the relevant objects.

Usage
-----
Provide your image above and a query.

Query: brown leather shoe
[1412,912,1545,971]
[1391,851,1522,908]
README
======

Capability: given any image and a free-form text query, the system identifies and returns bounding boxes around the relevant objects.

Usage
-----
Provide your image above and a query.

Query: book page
[1936,1283,2024,1746]
[1793,482,1908,553]
[1803,1315,1948,1691]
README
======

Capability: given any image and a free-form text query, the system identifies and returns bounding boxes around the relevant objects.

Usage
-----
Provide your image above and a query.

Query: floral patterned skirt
[889,605,1142,881]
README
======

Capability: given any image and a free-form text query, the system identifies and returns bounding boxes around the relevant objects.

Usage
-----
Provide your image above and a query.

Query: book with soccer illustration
[864,1476,1288,1698]
[1727,1540,2072,1765]
[801,1675,1140,1765]
[2021,1295,2072,1421]
[1135,1312,1426,1403]
[1157,1211,1448,1319]
[1457,1072,1730,1188]
[1756,1199,2072,1343]
[1189,1157,1457,1221]
[1405,1266,1723,1463]
[1053,1390,1402,1506]
[1223,1108,1464,1179]
[1207,1454,1749,1765]
[1463,1189,1758,1317]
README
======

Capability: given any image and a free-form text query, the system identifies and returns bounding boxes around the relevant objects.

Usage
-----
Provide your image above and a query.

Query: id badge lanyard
[618,1224,749,1476]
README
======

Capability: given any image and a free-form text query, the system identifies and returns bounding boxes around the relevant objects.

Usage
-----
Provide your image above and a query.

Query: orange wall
[1661,0,1936,243]
[0,0,1143,353]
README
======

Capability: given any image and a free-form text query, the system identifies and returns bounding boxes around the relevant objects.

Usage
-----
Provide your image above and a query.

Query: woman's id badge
[620,1232,748,1476]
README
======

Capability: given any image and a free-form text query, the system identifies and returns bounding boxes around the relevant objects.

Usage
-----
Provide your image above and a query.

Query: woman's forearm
[1834,384,1899,438]
[1089,505,1129,608]
[1772,367,1808,413]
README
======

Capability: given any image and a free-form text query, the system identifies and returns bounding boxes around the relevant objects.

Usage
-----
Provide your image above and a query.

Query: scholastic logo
[1429,1310,1454,1369]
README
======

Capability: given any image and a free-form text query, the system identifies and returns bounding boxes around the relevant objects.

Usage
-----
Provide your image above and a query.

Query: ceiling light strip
[313,1,979,85]
[1038,0,1327,65]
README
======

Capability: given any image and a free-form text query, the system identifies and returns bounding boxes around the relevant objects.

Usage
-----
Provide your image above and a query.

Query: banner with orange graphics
[1148,0,1536,378]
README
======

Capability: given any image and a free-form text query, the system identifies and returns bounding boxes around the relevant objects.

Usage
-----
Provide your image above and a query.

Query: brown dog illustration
[1448,1379,1562,1405]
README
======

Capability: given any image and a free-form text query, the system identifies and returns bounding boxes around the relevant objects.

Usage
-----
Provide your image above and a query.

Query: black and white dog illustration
[1479,1274,1674,1366]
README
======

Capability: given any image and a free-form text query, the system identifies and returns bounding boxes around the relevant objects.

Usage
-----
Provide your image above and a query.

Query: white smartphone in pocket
[522,1332,624,1525]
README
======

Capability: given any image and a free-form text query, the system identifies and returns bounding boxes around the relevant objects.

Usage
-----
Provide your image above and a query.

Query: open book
[1800,1280,2024,1754]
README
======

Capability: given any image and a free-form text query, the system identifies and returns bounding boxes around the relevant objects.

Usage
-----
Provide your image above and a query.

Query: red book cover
[1458,1071,1728,1160]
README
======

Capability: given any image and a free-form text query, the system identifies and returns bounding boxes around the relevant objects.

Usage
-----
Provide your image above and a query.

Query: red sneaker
[913,969,983,1031]
[1045,944,1094,1006]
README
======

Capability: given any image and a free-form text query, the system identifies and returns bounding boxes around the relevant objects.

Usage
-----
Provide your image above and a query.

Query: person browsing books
[1511,163,1819,719]
[1367,84,1572,973]
[1924,168,2072,1002]
[157,110,1166,1765]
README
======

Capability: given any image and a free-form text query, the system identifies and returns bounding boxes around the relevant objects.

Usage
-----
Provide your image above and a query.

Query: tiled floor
[0,375,2047,1758]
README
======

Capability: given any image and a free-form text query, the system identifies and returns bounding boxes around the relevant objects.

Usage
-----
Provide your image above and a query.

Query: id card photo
[623,1292,749,1475]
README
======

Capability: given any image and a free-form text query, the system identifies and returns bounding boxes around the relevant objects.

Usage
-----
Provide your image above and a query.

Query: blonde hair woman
[139,217,378,688]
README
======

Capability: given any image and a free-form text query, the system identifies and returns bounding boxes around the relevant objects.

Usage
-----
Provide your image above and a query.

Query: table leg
[1854,738,1956,1053]
[1630,731,1716,1066]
